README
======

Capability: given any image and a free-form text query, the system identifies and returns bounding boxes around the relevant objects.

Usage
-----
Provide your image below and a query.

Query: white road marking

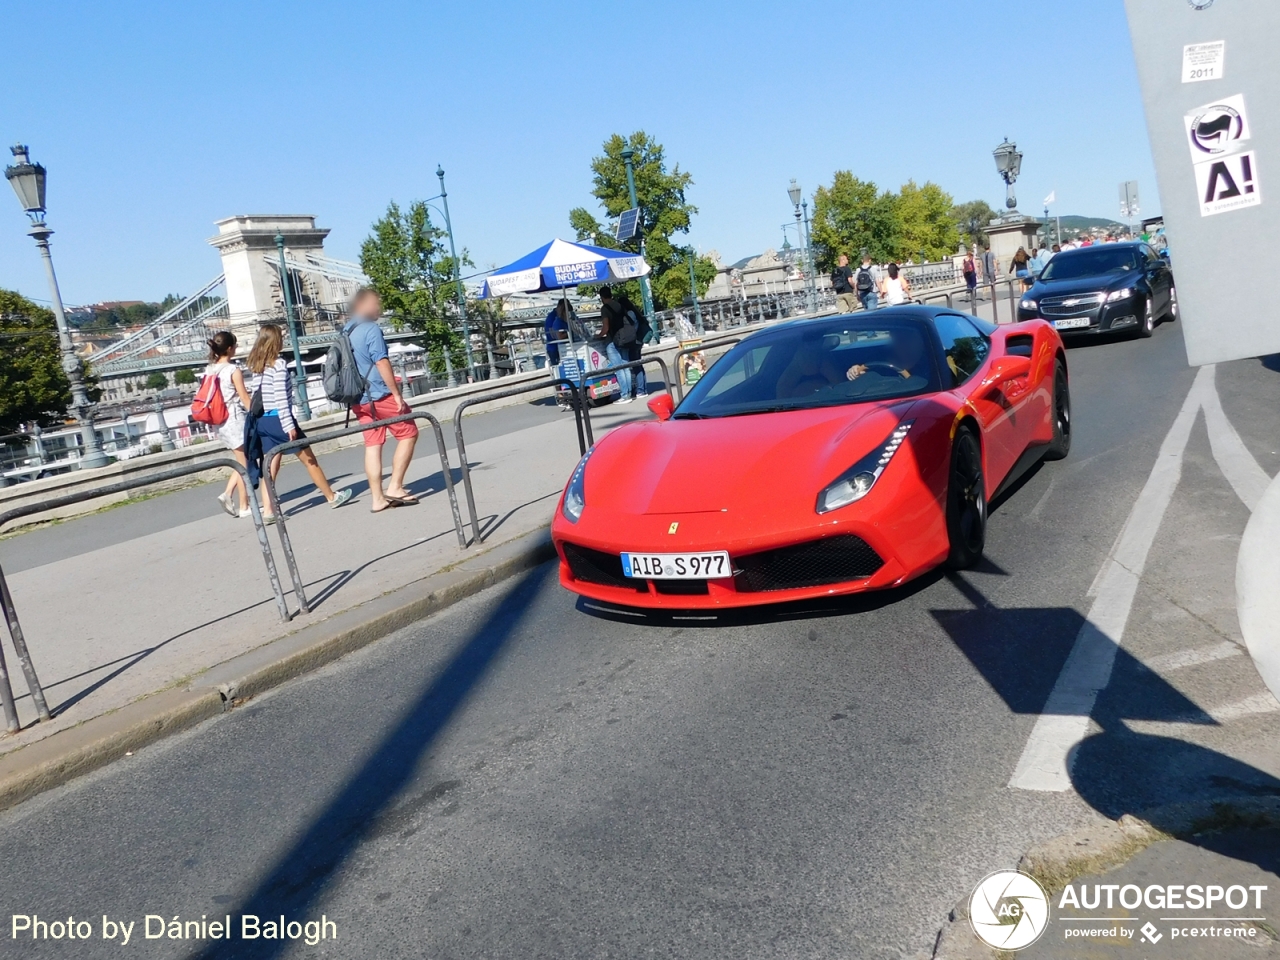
[1208,692,1280,722]
[1009,367,1214,791]
[1143,641,1243,672]
[1200,365,1272,511]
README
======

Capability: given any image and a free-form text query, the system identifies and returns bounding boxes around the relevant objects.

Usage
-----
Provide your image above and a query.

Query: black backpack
[856,265,875,293]
[322,326,370,424]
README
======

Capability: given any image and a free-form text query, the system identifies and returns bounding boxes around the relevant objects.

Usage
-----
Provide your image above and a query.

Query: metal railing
[0,458,285,734]
[453,378,591,546]
[261,411,465,618]
[672,339,741,402]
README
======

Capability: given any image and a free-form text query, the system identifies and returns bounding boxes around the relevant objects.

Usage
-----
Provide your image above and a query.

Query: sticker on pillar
[1182,41,1225,83]
[1184,93,1251,161]
[1194,150,1262,216]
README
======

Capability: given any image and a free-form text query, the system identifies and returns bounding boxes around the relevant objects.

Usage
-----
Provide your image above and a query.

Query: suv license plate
[621,551,731,580]
[1053,317,1091,330]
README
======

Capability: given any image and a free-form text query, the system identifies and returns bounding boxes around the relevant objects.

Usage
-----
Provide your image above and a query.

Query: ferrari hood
[585,401,912,516]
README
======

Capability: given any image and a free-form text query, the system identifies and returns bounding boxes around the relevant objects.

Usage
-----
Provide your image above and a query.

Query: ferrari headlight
[817,420,914,514]
[1105,287,1134,302]
[1020,298,1037,310]
[561,449,593,523]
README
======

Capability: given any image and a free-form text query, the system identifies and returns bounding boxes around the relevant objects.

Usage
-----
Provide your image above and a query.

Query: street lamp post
[992,138,1024,215]
[618,147,656,322]
[436,166,476,380]
[4,145,110,469]
[788,180,817,313]
[685,247,704,334]
[274,233,312,422]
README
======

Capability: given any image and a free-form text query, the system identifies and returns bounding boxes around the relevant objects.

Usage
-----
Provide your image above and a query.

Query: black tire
[1044,358,1071,461]
[1137,296,1155,338]
[945,427,987,570]
[1165,284,1179,322]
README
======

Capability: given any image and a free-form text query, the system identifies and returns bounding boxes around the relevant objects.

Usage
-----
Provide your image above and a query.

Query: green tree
[568,132,714,310]
[0,289,75,433]
[897,180,959,261]
[359,200,466,360]
[174,368,197,386]
[810,172,903,270]
[144,371,169,391]
[951,199,998,249]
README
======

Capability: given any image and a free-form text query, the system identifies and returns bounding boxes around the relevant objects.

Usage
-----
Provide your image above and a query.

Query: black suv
[1016,242,1176,338]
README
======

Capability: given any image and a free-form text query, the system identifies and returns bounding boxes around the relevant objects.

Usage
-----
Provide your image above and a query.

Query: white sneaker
[238,508,252,519]
[217,493,238,517]
[330,488,354,509]
[614,396,634,405]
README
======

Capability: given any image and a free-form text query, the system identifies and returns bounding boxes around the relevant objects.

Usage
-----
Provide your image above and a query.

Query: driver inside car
[845,327,929,385]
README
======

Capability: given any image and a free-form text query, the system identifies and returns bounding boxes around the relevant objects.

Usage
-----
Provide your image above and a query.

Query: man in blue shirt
[345,288,419,513]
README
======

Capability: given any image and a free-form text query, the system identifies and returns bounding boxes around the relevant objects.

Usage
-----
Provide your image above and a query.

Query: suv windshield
[1041,247,1141,281]
[675,317,939,419]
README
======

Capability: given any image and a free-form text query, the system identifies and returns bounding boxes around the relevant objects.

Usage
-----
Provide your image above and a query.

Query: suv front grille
[734,535,884,592]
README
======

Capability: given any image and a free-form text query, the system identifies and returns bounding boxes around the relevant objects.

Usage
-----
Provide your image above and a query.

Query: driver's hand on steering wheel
[846,364,868,381]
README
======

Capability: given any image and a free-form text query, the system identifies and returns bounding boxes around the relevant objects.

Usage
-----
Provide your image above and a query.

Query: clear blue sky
[1,0,1157,305]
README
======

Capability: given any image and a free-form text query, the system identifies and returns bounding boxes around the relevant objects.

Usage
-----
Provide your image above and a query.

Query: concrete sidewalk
[0,399,643,761]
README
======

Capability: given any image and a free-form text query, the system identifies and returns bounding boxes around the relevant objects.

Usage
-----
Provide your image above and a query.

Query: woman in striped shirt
[244,325,353,521]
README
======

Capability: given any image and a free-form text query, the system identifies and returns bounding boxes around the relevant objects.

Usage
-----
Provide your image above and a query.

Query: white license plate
[621,551,731,580]
[1053,317,1092,330]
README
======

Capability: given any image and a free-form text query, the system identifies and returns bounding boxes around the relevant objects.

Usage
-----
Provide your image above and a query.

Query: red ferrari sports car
[551,306,1070,609]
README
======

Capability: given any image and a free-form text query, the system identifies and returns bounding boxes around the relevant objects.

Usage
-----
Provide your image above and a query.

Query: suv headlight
[817,421,913,514]
[561,449,593,523]
[1105,287,1134,302]
[1020,298,1037,310]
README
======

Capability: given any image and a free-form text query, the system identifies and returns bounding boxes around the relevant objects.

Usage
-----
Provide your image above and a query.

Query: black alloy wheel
[945,427,986,570]
[1045,358,1072,461]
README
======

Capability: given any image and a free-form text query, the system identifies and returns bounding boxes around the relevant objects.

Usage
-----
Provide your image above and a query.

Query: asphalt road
[0,317,1275,959]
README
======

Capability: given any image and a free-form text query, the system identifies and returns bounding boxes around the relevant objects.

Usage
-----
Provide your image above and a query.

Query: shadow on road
[192,564,550,960]
[935,572,1280,877]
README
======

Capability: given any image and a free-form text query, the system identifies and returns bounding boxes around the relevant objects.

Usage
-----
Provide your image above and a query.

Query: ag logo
[969,870,1050,951]
[1190,103,1244,155]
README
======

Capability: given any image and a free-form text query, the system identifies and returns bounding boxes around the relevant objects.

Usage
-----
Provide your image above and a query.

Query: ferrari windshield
[675,317,939,419]
[1040,247,1141,281]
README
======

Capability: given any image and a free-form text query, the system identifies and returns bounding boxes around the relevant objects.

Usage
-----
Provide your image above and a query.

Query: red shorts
[352,396,419,446]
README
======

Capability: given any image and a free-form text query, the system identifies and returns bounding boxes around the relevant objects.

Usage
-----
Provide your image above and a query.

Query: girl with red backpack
[196,331,254,517]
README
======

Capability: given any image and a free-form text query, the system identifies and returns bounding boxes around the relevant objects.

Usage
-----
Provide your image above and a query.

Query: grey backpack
[323,328,368,408]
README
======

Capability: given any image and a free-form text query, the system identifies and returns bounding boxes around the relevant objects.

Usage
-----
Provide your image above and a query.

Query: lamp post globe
[5,144,109,469]
[992,138,1024,212]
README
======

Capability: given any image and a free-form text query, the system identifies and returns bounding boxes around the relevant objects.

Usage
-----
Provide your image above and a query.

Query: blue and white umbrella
[480,238,649,298]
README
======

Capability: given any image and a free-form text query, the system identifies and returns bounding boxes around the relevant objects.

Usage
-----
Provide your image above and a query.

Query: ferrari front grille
[562,542,648,592]
[734,534,885,592]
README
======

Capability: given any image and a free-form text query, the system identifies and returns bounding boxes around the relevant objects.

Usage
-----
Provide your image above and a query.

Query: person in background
[879,263,912,305]
[981,245,997,288]
[243,324,353,522]
[544,298,571,366]
[345,288,420,514]
[1010,247,1033,290]
[206,331,254,518]
[1030,246,1047,276]
[832,253,858,313]
[1049,243,1061,258]
[961,250,978,303]
[855,251,879,311]
[616,292,648,400]
[598,285,632,404]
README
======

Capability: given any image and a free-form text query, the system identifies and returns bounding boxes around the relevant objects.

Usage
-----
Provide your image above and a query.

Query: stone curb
[931,798,1280,958]
[0,526,556,814]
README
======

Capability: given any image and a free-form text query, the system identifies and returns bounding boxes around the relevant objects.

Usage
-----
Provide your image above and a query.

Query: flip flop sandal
[370,501,402,514]
[387,494,420,505]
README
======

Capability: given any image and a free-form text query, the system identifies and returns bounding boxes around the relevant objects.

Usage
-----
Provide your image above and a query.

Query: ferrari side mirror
[986,354,1032,385]
[647,393,675,421]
